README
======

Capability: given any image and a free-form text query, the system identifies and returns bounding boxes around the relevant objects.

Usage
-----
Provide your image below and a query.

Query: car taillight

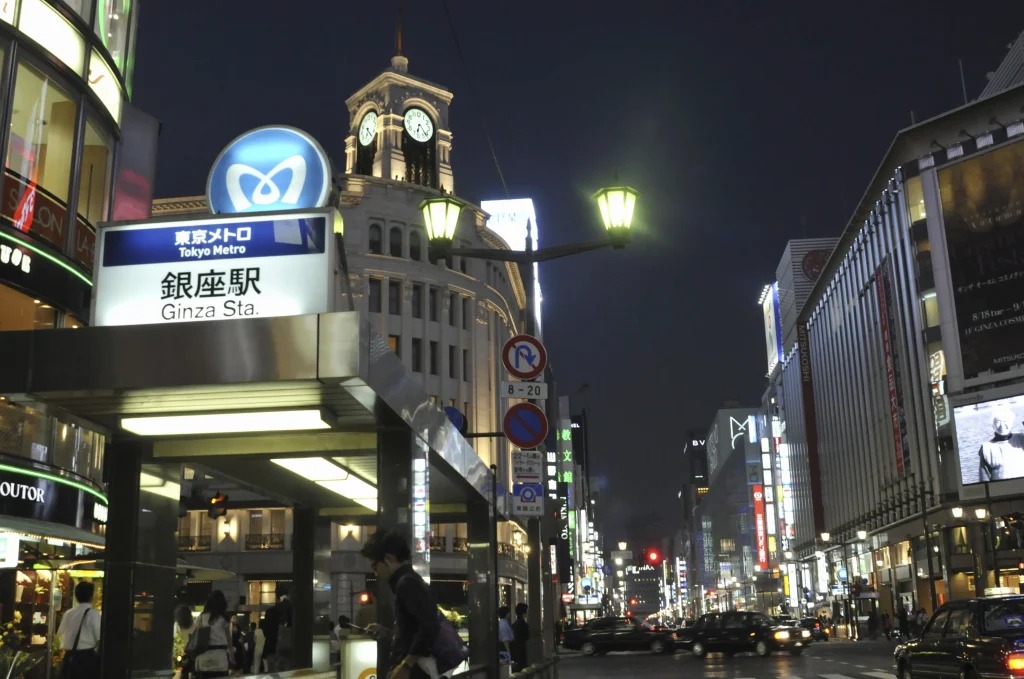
[1008,653,1024,674]
[814,622,821,629]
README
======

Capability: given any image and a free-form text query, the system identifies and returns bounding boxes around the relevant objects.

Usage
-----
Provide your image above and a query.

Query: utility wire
[441,0,511,198]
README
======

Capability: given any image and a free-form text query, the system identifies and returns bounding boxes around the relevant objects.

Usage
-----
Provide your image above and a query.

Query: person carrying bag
[58,582,101,679]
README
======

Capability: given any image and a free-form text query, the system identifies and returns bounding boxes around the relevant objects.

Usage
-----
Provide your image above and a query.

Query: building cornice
[345,70,454,109]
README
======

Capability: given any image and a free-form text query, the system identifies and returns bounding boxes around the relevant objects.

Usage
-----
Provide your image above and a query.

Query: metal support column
[100,441,181,679]
[292,505,315,668]
[467,497,498,677]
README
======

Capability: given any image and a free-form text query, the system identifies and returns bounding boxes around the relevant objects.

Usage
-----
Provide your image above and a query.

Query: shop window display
[0,287,56,331]
[6,61,78,251]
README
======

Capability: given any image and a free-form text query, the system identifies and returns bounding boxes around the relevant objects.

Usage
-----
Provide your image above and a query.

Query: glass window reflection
[6,61,77,250]
[63,0,94,22]
[94,0,131,71]
[0,284,56,331]
[74,117,111,269]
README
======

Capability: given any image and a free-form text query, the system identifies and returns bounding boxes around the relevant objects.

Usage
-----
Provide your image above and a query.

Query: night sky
[133,2,1024,538]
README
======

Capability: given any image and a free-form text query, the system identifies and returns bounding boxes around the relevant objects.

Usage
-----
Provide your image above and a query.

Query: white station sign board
[92,210,338,326]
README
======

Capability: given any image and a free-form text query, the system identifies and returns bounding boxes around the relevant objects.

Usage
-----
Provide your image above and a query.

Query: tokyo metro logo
[206,126,331,215]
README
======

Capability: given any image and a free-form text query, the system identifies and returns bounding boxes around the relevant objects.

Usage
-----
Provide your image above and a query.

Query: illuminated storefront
[0,2,138,673]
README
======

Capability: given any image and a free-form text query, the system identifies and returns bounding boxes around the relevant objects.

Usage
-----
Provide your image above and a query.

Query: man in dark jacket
[511,603,530,670]
[362,529,440,679]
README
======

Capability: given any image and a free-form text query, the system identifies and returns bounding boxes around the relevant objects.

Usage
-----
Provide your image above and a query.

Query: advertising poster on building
[939,141,1024,379]
[954,393,1024,485]
[763,282,783,373]
[876,260,912,472]
[752,484,768,571]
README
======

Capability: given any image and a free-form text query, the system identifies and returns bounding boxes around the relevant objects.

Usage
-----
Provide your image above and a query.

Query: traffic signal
[629,598,637,606]
[1017,561,1024,575]
[647,549,660,564]
[359,592,371,605]
[207,492,228,519]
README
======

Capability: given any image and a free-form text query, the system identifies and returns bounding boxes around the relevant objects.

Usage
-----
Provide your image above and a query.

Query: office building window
[412,284,423,319]
[410,231,423,261]
[411,338,423,372]
[448,345,457,379]
[389,281,401,315]
[390,227,403,257]
[462,298,471,329]
[388,335,400,357]
[448,293,457,326]
[368,224,382,254]
[463,349,470,382]
[368,278,382,312]
[429,341,439,375]
[429,287,439,322]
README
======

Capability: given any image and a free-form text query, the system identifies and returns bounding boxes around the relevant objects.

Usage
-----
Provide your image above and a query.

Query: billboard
[481,198,543,332]
[92,210,336,326]
[939,141,1024,379]
[752,484,768,571]
[955,393,1024,485]
[876,260,911,472]
[761,283,783,373]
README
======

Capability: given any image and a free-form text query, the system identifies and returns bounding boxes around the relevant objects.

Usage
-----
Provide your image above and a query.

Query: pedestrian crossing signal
[1017,561,1024,574]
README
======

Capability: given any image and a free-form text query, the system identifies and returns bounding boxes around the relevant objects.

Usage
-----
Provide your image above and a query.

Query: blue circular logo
[206,126,331,215]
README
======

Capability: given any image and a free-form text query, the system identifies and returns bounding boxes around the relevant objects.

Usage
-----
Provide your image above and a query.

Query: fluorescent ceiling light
[270,457,378,511]
[271,457,349,482]
[121,409,331,436]
[139,471,180,500]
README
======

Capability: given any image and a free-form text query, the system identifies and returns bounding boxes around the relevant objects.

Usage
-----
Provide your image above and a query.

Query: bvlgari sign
[92,209,338,326]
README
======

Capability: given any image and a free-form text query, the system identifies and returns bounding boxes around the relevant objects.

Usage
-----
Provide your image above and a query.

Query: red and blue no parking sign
[503,402,549,449]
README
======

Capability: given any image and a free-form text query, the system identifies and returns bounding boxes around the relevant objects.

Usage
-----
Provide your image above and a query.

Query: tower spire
[391,7,408,72]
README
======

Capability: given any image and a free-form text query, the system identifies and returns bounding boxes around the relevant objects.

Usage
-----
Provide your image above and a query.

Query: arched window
[390,227,403,257]
[409,231,423,261]
[368,224,382,254]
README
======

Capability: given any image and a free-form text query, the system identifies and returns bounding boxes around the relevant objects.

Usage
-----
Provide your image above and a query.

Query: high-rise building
[980,29,1024,99]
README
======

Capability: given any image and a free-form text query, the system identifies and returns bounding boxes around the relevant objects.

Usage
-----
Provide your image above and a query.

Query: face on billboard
[954,393,1024,485]
[939,141,1024,379]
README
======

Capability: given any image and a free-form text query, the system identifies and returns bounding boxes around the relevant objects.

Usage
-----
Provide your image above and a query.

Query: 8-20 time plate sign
[92,211,335,326]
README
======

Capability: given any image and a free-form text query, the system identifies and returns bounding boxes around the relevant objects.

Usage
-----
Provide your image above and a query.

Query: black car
[894,596,1024,679]
[562,617,675,656]
[676,611,812,657]
[800,617,830,641]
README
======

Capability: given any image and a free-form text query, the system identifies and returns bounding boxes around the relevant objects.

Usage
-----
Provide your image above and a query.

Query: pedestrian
[261,586,294,671]
[252,620,266,673]
[882,611,892,640]
[244,622,257,673]
[553,618,562,652]
[174,605,195,679]
[57,581,102,679]
[331,615,352,665]
[915,608,929,634]
[898,605,909,638]
[189,590,234,678]
[867,608,878,640]
[361,529,467,679]
[512,603,530,671]
[498,606,514,663]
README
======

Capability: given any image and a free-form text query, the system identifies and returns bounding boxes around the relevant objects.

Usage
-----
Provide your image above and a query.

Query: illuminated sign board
[0,534,18,569]
[752,484,768,570]
[761,282,783,373]
[92,210,338,326]
[481,198,543,332]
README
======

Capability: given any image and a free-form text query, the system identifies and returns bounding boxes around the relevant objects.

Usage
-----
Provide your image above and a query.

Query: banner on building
[939,140,1024,380]
[752,484,768,571]
[876,260,911,472]
[796,321,825,534]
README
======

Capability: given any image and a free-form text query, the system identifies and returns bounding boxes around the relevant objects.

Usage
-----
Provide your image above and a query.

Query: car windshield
[982,600,1024,633]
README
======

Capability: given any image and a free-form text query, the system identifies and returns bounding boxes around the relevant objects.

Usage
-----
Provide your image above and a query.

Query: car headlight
[802,630,811,638]
[774,631,790,640]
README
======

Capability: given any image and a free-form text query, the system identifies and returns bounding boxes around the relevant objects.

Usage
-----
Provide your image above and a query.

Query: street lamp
[857,530,867,541]
[975,508,988,520]
[419,196,462,257]
[592,186,639,248]
[951,506,964,519]
[820,532,830,542]
[618,542,627,551]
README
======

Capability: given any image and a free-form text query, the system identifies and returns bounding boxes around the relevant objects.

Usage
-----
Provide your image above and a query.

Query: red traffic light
[629,598,637,606]
[359,592,371,604]
[1018,561,1024,572]
[647,550,660,563]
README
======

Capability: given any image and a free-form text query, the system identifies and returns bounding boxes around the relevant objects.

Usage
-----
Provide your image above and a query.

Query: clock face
[358,111,377,146]
[403,107,434,143]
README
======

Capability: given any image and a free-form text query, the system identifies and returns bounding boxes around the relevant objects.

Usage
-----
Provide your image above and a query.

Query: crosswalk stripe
[821,674,860,679]
[863,673,897,679]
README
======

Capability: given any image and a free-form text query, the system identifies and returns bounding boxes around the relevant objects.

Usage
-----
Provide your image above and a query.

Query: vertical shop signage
[752,483,768,571]
[876,261,911,472]
[797,321,826,534]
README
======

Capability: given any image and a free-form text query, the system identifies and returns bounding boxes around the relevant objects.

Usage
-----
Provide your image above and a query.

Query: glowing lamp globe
[420,196,463,254]
[593,186,638,248]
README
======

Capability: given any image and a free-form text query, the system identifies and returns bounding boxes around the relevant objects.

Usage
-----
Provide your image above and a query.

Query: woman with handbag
[187,590,235,679]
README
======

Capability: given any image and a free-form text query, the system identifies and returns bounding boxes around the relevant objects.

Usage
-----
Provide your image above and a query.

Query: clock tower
[345,28,455,193]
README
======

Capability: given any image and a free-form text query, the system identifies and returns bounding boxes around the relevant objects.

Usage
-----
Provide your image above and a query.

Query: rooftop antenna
[395,6,403,55]
[958,58,968,105]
